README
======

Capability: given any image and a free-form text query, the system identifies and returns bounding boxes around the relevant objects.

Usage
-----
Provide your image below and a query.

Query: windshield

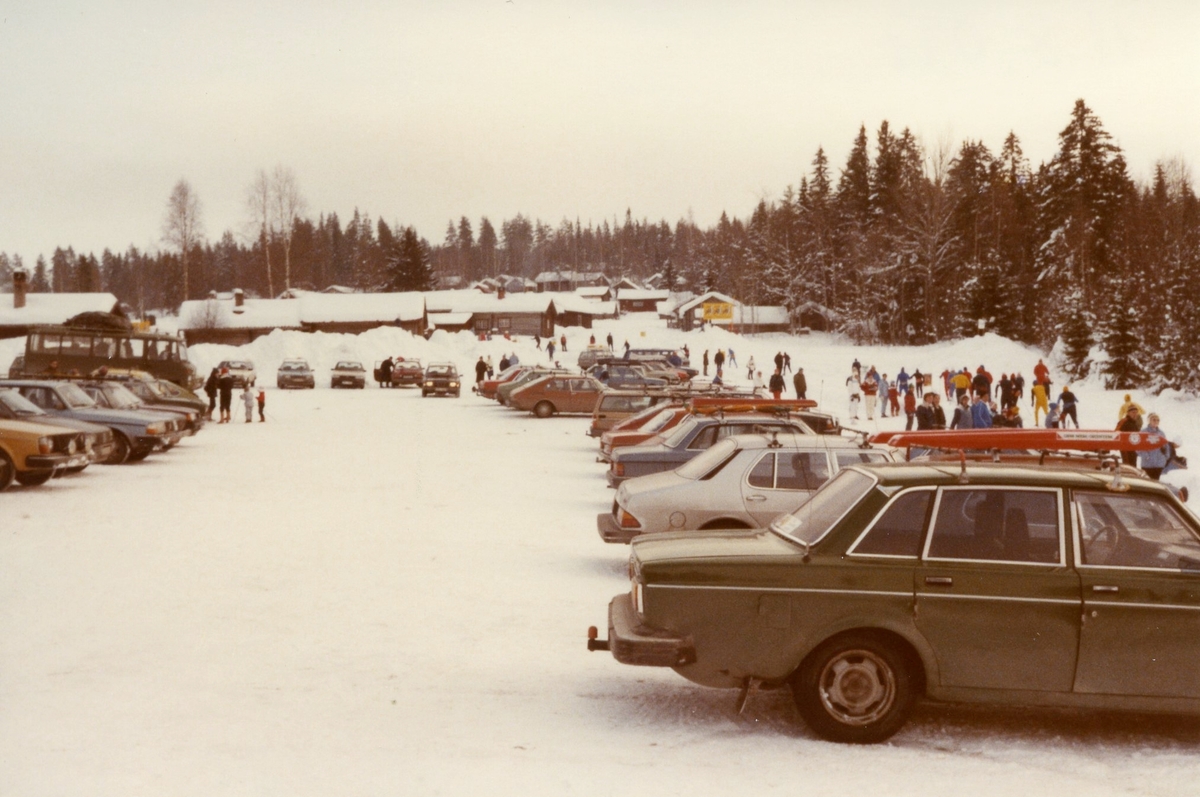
[0,389,45,416]
[224,361,253,370]
[96,384,143,409]
[663,415,701,447]
[428,366,454,376]
[280,362,309,371]
[58,382,98,409]
[336,362,362,370]
[770,469,876,547]
[676,438,739,479]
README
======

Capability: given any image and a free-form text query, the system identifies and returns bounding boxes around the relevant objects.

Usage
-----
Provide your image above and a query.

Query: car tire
[791,632,916,744]
[107,433,131,465]
[128,448,151,462]
[16,470,53,487]
[0,449,14,491]
[534,401,555,418]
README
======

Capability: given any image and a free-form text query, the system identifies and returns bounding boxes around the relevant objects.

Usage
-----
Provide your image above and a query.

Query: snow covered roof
[575,286,611,298]
[554,295,616,316]
[428,312,473,326]
[424,289,554,315]
[712,305,791,326]
[616,288,670,301]
[178,292,426,329]
[675,291,741,316]
[0,292,121,326]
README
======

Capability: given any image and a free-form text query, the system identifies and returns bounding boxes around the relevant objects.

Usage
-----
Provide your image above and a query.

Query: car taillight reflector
[618,507,640,529]
[614,463,624,477]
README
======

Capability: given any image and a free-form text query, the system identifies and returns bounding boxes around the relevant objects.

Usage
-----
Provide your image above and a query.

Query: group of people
[203,367,265,423]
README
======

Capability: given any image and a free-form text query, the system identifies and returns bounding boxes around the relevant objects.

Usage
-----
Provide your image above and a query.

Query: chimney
[497,285,506,300]
[12,269,27,309]
[233,288,245,314]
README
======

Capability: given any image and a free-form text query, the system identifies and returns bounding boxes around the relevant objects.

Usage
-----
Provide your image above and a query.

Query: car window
[748,452,775,488]
[771,469,877,547]
[926,488,1061,564]
[0,389,45,416]
[23,387,65,411]
[835,451,891,467]
[1075,491,1200,569]
[851,489,934,557]
[776,452,831,491]
[688,425,719,450]
[642,408,678,433]
[677,439,739,480]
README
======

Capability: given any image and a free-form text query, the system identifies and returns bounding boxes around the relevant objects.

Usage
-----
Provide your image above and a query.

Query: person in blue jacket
[970,394,993,428]
[1138,413,1170,480]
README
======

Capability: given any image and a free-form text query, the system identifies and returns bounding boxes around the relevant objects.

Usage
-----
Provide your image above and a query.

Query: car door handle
[746,494,767,502]
[925,576,953,586]
[1092,585,1120,593]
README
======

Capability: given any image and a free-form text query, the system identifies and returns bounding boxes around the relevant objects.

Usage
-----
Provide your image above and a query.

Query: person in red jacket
[860,376,879,420]
[903,387,917,430]
[888,382,901,416]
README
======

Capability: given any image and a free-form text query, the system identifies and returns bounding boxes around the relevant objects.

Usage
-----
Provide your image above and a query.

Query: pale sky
[1,1,1197,266]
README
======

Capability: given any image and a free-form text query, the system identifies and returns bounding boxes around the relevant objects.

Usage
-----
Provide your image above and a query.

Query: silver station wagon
[599,430,892,543]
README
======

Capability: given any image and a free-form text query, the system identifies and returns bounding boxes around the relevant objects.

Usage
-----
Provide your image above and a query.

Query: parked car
[508,374,604,418]
[421,363,461,397]
[392,359,425,387]
[217,360,256,388]
[330,361,367,389]
[0,399,91,489]
[496,367,574,406]
[588,363,670,390]
[8,355,24,378]
[276,358,315,389]
[0,379,180,464]
[109,371,209,416]
[598,404,691,458]
[474,365,525,400]
[599,430,893,542]
[0,387,115,465]
[589,460,1200,743]
[588,391,675,437]
[606,411,813,487]
[577,344,612,372]
[78,380,201,438]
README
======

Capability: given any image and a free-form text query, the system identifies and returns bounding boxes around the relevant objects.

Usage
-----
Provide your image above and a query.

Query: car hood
[0,418,80,438]
[4,415,110,434]
[611,442,673,461]
[60,407,177,427]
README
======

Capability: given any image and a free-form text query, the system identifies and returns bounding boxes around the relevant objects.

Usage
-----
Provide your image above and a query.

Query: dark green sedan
[589,462,1200,743]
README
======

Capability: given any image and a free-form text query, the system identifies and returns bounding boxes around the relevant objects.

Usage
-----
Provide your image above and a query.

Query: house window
[497,317,511,331]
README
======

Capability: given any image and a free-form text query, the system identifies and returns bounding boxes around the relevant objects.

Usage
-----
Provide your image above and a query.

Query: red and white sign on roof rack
[869,429,1166,452]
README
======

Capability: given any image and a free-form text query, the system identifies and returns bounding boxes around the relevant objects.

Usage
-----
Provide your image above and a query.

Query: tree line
[2,100,1197,392]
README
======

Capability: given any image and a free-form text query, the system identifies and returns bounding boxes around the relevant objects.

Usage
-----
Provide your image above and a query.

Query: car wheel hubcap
[818,649,895,726]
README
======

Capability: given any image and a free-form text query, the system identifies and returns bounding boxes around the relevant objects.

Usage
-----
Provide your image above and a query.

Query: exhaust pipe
[586,625,609,652]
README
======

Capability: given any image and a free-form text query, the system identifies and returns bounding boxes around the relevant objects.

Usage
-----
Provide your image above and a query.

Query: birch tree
[161,179,204,301]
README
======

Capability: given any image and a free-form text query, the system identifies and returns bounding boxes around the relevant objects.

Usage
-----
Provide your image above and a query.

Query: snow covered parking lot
[4,344,1200,796]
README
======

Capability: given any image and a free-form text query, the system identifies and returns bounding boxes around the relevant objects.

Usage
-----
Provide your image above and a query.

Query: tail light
[618,507,641,529]
[614,462,624,477]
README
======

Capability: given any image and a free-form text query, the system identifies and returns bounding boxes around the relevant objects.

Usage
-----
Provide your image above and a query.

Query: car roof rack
[870,429,1167,489]
[689,397,818,415]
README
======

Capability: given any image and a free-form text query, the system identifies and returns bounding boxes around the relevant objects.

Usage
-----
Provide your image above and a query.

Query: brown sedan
[508,375,604,418]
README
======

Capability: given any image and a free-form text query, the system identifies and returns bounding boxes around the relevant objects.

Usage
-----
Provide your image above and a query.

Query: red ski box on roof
[869,429,1166,452]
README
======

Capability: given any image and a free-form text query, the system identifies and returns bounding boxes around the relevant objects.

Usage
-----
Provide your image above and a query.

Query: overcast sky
[2,1,1197,266]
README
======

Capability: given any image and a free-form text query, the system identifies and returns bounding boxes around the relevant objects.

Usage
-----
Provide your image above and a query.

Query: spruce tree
[1100,291,1146,389]
[1060,290,1094,381]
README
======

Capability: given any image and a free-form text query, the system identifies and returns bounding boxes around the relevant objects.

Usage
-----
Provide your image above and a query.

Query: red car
[508,374,604,418]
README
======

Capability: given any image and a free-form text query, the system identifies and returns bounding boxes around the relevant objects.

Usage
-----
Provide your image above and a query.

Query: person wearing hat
[1117,405,1143,466]
[1117,393,1146,423]
[217,367,234,423]
[1044,402,1061,429]
[1139,413,1170,479]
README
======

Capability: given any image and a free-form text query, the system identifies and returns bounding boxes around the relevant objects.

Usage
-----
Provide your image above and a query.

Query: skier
[746,356,756,381]
[256,388,266,422]
[1058,385,1080,429]
[846,375,861,420]
[1032,382,1050,425]
[727,348,737,367]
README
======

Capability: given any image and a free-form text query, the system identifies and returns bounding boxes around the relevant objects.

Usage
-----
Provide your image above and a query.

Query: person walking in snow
[768,369,785,400]
[888,380,901,417]
[475,357,487,385]
[1032,382,1050,425]
[904,388,917,431]
[912,368,924,398]
[970,394,993,428]
[534,335,541,350]
[485,355,494,378]
[560,334,567,352]
[241,385,255,423]
[546,340,555,361]
[1045,402,1061,429]
[860,374,879,420]
[713,348,725,372]
[774,352,784,373]
[203,367,218,421]
[727,348,737,367]
[1117,405,1144,467]
[702,349,709,376]
[256,388,266,422]
[852,358,862,381]
[499,354,511,372]
[746,356,756,381]
[1117,394,1146,423]
[1058,385,1080,429]
[782,352,791,374]
[217,367,234,423]
[846,375,861,420]
[754,370,767,396]
[606,332,613,350]
[793,367,807,400]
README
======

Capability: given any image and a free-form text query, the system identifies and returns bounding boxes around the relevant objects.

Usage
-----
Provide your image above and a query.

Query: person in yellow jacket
[1031,382,1050,425]
[951,369,972,399]
[1117,393,1146,423]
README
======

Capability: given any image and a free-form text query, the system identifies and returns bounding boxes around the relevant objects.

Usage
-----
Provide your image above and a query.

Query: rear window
[770,469,876,547]
[676,438,739,480]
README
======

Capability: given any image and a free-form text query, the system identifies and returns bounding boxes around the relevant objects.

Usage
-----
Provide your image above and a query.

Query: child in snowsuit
[241,386,255,423]
[256,388,266,422]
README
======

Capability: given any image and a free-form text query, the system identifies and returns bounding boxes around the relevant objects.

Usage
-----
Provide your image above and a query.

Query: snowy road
[3,386,1200,796]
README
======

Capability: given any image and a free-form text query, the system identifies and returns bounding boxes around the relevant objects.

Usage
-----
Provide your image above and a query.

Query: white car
[598,430,893,543]
[217,359,257,388]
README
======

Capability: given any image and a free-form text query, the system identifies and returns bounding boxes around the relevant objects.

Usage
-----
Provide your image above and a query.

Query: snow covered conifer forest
[2,100,1197,392]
